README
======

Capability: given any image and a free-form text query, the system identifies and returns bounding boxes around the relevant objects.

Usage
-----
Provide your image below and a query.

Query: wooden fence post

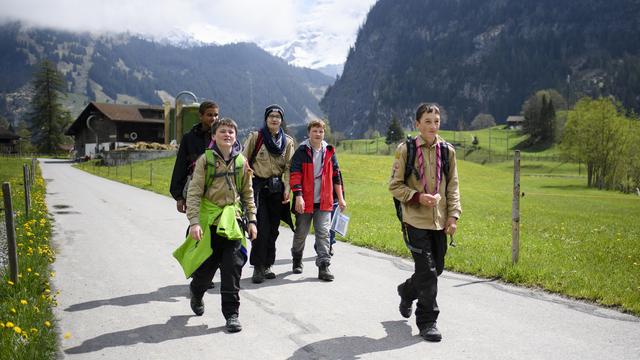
[23,164,31,218]
[31,158,36,186]
[3,183,19,284]
[512,150,521,264]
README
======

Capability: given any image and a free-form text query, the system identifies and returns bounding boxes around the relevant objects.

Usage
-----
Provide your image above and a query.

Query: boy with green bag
[173,117,257,333]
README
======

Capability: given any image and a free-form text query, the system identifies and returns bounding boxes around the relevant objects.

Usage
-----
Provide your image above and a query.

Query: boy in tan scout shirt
[186,118,257,333]
[389,103,461,342]
[243,104,296,283]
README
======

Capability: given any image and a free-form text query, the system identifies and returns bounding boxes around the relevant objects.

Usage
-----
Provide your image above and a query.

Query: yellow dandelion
[6,322,14,328]
[14,326,22,334]
[34,272,40,276]
[30,328,38,333]
[10,308,16,314]
[50,272,55,277]
[20,299,28,305]
[63,332,71,339]
[44,289,51,294]
[0,323,5,329]
[44,321,51,328]
[27,267,32,272]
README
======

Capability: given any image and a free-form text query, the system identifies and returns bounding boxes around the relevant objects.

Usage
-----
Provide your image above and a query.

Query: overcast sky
[0,0,378,67]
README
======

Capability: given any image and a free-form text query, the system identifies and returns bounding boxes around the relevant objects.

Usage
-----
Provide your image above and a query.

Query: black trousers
[190,227,245,319]
[250,188,282,267]
[398,225,447,330]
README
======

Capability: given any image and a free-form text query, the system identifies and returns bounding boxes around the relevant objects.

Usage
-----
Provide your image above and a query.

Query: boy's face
[200,107,220,129]
[308,126,325,143]
[416,112,440,142]
[214,124,236,148]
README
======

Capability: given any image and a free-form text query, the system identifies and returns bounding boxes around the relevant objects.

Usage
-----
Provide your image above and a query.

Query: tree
[470,113,496,130]
[0,115,10,130]
[561,97,631,190]
[26,59,72,153]
[522,89,565,144]
[385,115,404,145]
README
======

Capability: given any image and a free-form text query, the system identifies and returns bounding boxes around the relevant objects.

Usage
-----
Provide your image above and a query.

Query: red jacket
[289,141,342,213]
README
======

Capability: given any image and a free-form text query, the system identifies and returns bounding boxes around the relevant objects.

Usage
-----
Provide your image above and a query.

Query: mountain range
[0,22,334,130]
[320,0,640,137]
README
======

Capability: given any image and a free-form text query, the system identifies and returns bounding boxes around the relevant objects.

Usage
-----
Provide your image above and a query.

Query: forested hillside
[320,0,640,137]
[0,22,333,129]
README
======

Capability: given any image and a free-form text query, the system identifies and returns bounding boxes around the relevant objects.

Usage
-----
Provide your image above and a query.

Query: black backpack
[393,136,450,252]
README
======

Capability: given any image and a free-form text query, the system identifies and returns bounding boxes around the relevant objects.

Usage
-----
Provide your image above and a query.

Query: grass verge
[1,157,58,359]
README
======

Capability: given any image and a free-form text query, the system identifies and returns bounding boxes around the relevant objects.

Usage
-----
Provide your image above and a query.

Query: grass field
[0,157,58,359]
[75,153,640,315]
[339,127,563,163]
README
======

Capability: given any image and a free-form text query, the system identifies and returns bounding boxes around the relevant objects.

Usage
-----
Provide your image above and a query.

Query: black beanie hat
[264,104,285,122]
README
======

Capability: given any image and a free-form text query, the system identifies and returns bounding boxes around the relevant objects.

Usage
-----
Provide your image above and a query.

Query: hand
[338,198,347,211]
[248,223,257,241]
[189,224,203,241]
[282,191,290,204]
[445,217,457,235]
[295,196,305,214]
[419,193,438,208]
[176,199,186,213]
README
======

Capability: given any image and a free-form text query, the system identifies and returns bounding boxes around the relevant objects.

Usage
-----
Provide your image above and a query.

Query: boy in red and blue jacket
[289,119,346,281]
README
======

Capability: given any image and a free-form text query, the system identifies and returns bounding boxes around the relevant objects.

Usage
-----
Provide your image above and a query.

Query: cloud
[0,0,377,65]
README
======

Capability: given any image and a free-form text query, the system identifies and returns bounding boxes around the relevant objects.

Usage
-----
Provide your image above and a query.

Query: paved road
[41,159,640,360]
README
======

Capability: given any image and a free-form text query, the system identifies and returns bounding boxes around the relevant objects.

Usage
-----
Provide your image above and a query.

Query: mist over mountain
[0,22,333,130]
[320,0,640,137]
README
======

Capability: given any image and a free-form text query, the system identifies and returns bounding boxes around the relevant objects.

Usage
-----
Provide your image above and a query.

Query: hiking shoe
[225,315,242,333]
[397,284,413,319]
[252,265,264,284]
[420,323,442,342]
[189,290,204,316]
[263,266,276,279]
[318,264,334,282]
[292,258,303,274]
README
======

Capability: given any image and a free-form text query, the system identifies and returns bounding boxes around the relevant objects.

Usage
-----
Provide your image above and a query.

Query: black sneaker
[207,282,215,289]
[190,290,204,316]
[252,265,264,284]
[397,284,412,318]
[292,258,303,274]
[318,264,334,281]
[420,323,442,342]
[263,266,276,279]
[226,315,242,333]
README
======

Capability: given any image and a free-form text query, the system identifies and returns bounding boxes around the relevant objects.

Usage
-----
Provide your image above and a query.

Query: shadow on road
[288,320,423,360]
[64,315,225,354]
[65,284,188,312]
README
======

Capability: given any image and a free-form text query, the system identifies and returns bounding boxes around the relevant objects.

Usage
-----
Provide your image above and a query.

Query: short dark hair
[199,101,219,115]
[415,103,440,121]
[212,117,238,134]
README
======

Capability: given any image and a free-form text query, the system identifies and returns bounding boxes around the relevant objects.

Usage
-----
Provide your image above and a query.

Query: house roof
[506,115,525,123]
[66,102,166,135]
[0,127,20,140]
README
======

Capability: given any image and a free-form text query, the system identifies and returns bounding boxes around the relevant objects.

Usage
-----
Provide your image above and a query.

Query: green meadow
[75,152,640,315]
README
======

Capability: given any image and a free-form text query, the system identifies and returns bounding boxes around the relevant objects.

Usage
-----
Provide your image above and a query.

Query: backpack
[393,136,450,252]
[248,131,264,168]
[204,149,245,195]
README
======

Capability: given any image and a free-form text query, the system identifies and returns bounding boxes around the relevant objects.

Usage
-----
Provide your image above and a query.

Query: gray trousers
[291,209,332,267]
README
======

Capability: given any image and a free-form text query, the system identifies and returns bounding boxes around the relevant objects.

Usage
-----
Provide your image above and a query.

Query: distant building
[65,102,165,157]
[0,127,20,154]
[506,115,525,130]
